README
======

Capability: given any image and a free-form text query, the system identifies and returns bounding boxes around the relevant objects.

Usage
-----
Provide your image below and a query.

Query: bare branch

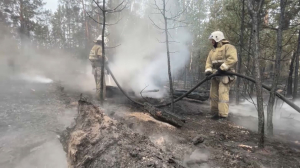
[87,11,104,25]
[282,29,298,46]
[87,11,122,26]
[167,7,187,20]
[92,0,104,12]
[105,16,123,26]
[113,0,125,11]
[171,19,190,25]
[107,3,127,13]
[150,12,163,15]
[106,44,121,49]
[140,85,150,103]
[169,41,180,43]
[149,16,165,30]
[167,25,187,29]
[152,0,164,16]
[262,24,278,31]
[156,38,166,43]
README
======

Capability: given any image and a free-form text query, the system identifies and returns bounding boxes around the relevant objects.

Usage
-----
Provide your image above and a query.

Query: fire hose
[106,66,300,113]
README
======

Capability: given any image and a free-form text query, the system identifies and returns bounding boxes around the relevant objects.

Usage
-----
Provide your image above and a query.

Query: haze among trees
[0,0,299,148]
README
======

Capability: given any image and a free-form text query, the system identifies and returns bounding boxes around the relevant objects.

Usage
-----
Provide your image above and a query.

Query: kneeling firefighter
[205,31,238,120]
[89,35,108,100]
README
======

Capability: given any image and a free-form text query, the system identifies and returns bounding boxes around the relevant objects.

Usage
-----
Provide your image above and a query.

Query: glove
[205,71,212,76]
[217,67,226,74]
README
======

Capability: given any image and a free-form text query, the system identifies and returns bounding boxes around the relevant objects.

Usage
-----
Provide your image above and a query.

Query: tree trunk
[163,0,175,113]
[246,0,265,148]
[184,66,187,89]
[243,26,253,95]
[250,59,255,96]
[293,30,300,101]
[19,0,27,46]
[81,0,90,46]
[100,0,106,105]
[287,52,296,97]
[267,0,285,136]
[236,0,245,105]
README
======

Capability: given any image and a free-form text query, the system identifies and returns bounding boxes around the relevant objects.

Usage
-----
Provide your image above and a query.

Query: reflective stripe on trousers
[210,77,231,117]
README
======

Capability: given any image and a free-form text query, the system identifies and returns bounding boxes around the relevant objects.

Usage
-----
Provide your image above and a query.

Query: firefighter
[204,31,238,120]
[89,35,108,100]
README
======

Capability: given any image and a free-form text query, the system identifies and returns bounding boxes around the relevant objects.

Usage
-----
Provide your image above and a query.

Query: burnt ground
[1,75,300,168]
[0,77,77,168]
[60,87,300,168]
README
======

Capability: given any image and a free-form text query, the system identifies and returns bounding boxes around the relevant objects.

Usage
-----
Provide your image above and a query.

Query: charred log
[173,89,209,101]
[60,100,182,168]
[144,102,185,128]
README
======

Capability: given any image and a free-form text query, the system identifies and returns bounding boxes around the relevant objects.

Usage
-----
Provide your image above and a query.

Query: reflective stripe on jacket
[205,40,238,73]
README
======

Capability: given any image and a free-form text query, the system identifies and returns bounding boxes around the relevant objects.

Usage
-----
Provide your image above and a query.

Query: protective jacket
[89,44,106,61]
[205,40,237,73]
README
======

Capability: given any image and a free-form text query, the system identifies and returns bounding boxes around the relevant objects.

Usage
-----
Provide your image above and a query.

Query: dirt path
[0,77,76,168]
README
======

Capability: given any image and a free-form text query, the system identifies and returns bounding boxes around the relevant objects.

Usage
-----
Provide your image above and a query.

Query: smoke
[0,1,193,98]
[18,74,54,83]
[0,39,96,93]
[14,139,67,168]
[108,1,192,97]
[230,98,300,140]
[183,148,210,168]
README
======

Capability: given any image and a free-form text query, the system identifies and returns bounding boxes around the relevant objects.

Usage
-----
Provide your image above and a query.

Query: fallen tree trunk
[173,89,209,101]
[60,99,183,168]
[144,102,185,128]
[106,66,185,128]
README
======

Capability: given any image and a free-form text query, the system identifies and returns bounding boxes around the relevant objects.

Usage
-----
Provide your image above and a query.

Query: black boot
[211,114,219,120]
[218,116,228,121]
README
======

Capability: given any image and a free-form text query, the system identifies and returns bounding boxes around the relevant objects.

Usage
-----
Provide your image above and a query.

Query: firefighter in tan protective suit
[89,35,108,100]
[205,31,238,120]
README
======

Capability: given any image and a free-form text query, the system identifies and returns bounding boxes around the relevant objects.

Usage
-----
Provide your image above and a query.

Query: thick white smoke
[230,98,300,136]
[108,0,192,97]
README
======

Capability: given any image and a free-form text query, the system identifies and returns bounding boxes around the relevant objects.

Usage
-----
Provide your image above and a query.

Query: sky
[44,0,58,12]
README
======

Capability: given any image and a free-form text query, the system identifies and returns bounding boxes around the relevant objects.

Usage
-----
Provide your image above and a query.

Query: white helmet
[208,31,225,42]
[95,35,109,44]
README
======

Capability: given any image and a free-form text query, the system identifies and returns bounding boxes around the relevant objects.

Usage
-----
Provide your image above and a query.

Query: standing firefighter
[205,31,238,120]
[89,35,108,100]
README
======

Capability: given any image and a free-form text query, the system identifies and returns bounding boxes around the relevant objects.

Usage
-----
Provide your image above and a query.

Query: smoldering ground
[230,98,300,142]
[0,37,81,167]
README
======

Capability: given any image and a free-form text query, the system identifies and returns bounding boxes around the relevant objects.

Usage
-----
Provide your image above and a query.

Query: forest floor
[61,85,300,168]
[0,76,76,168]
[1,74,300,168]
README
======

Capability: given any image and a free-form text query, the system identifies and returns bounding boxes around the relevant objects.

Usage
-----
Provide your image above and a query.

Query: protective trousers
[94,67,106,100]
[210,77,231,117]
